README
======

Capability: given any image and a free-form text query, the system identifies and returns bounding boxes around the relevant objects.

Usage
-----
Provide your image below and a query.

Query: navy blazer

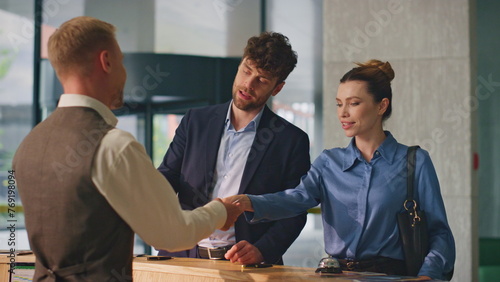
[158,101,310,264]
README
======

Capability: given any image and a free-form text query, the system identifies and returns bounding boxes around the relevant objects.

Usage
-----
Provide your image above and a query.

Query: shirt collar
[57,94,118,127]
[224,101,264,132]
[342,131,398,171]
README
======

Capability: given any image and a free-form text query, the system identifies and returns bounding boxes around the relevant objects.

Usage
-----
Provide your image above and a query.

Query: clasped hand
[217,195,263,264]
[223,195,253,212]
[216,195,254,231]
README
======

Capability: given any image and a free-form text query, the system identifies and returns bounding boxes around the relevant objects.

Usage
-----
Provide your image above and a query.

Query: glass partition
[0,0,35,251]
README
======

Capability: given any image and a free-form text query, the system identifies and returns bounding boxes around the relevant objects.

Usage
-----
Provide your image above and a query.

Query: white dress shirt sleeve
[91,128,227,252]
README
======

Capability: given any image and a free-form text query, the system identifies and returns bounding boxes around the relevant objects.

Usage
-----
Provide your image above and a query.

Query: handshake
[216,195,254,231]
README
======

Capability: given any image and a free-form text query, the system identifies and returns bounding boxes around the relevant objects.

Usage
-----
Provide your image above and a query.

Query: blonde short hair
[48,16,116,78]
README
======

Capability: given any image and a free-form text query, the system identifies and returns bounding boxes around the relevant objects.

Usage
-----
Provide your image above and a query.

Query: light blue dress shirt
[247,131,455,279]
[198,103,263,248]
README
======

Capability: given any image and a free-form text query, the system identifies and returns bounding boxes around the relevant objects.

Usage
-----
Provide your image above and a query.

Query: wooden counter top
[132,256,395,281]
[1,253,425,281]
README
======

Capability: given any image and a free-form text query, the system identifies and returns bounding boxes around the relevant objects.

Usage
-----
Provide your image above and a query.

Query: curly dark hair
[242,32,297,84]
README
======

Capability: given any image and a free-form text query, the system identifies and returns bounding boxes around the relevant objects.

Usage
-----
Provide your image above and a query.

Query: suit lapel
[238,106,276,194]
[205,102,229,192]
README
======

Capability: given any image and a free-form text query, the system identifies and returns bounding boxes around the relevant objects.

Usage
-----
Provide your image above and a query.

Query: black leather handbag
[397,146,429,277]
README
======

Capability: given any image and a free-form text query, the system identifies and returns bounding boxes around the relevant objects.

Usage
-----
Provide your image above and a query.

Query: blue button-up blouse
[247,131,455,279]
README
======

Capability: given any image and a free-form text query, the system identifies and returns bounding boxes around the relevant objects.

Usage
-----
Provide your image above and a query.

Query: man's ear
[98,50,112,73]
[272,81,285,96]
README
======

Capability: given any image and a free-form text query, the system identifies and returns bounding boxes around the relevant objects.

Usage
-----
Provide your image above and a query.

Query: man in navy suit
[157,32,310,265]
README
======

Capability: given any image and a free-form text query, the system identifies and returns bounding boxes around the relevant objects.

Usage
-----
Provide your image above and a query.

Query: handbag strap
[405,146,420,205]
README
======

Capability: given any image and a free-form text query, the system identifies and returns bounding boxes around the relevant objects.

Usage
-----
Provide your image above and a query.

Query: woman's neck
[355,130,387,162]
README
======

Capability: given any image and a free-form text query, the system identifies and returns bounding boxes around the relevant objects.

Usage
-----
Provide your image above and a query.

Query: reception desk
[2,254,426,281]
[132,256,387,281]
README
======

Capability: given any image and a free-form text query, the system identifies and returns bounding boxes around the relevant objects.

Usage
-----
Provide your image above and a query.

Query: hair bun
[356,59,395,81]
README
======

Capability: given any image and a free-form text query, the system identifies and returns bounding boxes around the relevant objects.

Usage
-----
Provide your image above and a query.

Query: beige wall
[323,1,477,281]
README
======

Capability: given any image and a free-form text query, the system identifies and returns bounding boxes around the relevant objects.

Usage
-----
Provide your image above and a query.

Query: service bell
[315,255,342,274]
